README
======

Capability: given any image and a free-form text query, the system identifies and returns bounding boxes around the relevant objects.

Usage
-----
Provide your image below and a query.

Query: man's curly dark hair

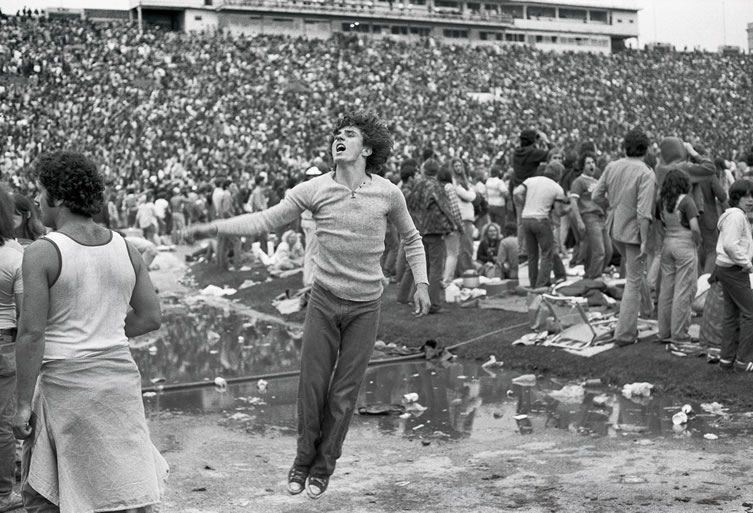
[331,111,393,175]
[623,128,650,158]
[33,151,104,217]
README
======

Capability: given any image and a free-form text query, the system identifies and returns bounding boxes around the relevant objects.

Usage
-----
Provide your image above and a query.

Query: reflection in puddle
[132,303,302,385]
[136,303,753,442]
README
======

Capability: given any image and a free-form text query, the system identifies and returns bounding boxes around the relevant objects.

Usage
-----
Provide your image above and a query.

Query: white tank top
[43,231,136,361]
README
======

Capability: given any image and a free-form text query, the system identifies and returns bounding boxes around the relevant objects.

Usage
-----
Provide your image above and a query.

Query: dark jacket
[511,145,550,192]
[406,176,455,236]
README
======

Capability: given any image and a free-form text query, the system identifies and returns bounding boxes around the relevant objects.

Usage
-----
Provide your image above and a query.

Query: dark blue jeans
[716,265,753,364]
[294,282,381,477]
[522,217,557,288]
[397,234,445,308]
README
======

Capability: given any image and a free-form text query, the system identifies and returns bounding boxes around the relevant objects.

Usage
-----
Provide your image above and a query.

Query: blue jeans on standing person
[293,282,381,478]
[657,236,697,341]
[522,217,558,288]
[582,213,611,279]
[716,265,753,365]
[457,220,475,275]
[613,241,645,343]
[397,234,445,309]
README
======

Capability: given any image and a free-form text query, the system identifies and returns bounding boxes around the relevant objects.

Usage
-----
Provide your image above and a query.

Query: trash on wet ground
[622,382,654,399]
[514,414,533,434]
[136,301,753,443]
[200,285,237,297]
[511,374,537,387]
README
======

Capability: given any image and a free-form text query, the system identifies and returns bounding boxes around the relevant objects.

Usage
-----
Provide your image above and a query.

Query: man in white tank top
[13,151,168,513]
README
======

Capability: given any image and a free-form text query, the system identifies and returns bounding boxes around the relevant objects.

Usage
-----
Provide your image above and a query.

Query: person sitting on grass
[269,229,304,272]
[714,179,753,372]
[496,222,519,279]
[475,222,502,278]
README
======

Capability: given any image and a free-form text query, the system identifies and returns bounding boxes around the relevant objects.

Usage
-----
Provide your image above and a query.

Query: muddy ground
[146,251,753,512]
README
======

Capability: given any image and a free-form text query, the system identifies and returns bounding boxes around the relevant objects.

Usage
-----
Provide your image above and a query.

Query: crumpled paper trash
[622,382,653,399]
[200,285,237,297]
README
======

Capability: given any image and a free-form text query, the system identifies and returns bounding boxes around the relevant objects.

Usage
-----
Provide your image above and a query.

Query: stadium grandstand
[48,0,640,54]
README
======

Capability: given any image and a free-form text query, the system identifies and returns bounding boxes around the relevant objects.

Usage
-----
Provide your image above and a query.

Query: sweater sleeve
[389,187,428,285]
[214,182,309,236]
[720,212,753,269]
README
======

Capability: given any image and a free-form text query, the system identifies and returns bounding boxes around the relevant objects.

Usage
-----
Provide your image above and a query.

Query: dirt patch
[150,412,753,513]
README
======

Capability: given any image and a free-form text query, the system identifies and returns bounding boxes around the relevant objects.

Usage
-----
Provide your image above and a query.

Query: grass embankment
[189,262,753,410]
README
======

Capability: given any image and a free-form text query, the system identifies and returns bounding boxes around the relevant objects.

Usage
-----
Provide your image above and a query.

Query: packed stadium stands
[1,13,752,188]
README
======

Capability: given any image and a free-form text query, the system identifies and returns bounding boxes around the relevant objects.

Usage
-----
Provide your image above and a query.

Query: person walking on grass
[13,151,168,512]
[184,111,431,499]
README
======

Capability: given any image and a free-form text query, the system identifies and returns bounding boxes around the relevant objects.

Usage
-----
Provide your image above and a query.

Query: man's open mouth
[335,143,346,152]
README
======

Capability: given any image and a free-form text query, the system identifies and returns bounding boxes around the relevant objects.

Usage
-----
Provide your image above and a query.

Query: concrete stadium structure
[60,0,640,54]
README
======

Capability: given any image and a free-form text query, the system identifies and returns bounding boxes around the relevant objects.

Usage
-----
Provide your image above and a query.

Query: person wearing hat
[511,129,552,259]
[301,166,322,287]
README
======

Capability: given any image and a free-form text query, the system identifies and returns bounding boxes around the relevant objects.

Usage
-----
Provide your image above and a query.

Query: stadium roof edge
[512,0,639,11]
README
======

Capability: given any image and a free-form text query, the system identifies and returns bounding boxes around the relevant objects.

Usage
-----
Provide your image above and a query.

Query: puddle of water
[137,302,753,441]
[132,302,302,385]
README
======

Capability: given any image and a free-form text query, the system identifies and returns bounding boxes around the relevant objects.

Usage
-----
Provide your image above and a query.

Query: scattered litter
[228,413,252,422]
[142,391,157,398]
[399,413,411,419]
[148,346,158,355]
[150,377,166,384]
[592,394,611,406]
[273,297,302,315]
[514,414,533,434]
[635,439,654,446]
[481,355,503,369]
[256,379,268,392]
[200,285,237,297]
[622,382,653,399]
[547,384,585,403]
[411,424,424,431]
[404,403,428,414]
[672,412,688,426]
[703,433,719,440]
[238,279,258,290]
[403,393,419,403]
[394,481,411,487]
[583,378,603,387]
[214,377,228,392]
[681,404,693,415]
[511,374,536,387]
[700,402,727,416]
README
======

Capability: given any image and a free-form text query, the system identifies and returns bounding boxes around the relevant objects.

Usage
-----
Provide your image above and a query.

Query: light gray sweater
[215,172,428,301]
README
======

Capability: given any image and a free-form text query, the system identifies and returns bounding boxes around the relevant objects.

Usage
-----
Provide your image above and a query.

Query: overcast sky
[1,0,752,51]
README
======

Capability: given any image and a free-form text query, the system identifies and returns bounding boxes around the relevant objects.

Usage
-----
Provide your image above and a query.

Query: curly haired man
[186,111,430,499]
[14,151,168,512]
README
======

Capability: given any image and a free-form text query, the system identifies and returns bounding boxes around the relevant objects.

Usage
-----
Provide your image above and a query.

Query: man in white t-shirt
[514,162,570,288]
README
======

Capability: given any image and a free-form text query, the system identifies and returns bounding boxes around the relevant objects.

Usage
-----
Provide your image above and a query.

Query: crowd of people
[2,10,753,512]
[2,14,753,193]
